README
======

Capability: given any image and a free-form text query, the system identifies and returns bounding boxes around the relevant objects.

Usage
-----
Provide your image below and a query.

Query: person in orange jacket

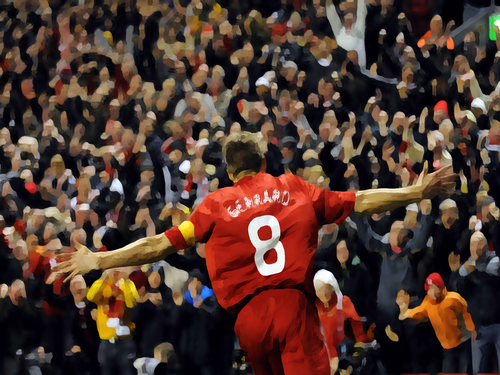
[398,272,475,374]
[417,15,455,54]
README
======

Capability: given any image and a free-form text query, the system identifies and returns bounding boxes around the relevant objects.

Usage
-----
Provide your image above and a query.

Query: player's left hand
[417,161,456,200]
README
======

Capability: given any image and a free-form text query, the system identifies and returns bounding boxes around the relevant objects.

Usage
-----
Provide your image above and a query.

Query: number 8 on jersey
[248,215,285,276]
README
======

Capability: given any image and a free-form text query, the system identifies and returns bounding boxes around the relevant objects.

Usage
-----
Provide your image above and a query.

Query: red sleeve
[164,226,188,249]
[343,296,368,343]
[292,175,356,226]
[185,195,219,243]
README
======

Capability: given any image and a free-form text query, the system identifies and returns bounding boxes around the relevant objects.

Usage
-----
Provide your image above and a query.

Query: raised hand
[382,140,395,161]
[445,20,455,36]
[416,161,457,200]
[53,242,99,282]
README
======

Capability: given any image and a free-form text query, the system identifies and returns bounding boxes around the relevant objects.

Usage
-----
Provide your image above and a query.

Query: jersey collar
[233,172,263,187]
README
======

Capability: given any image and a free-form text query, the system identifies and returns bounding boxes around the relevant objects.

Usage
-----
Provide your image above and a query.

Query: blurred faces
[256,83,269,98]
[430,15,443,36]
[71,229,86,248]
[43,222,56,242]
[344,13,356,31]
[316,282,334,305]
[319,123,331,142]
[163,78,176,98]
[261,121,274,141]
[281,146,293,159]
[99,171,110,185]
[50,154,65,177]
[9,280,26,306]
[441,207,458,228]
[241,43,255,65]
[70,276,87,304]
[7,199,18,216]
[21,79,34,99]
[170,122,185,139]
[99,67,110,82]
[470,232,488,261]
[347,50,359,66]
[174,60,186,76]
[433,110,448,125]
[169,150,183,164]
[140,119,154,137]
[279,90,291,110]
[0,128,11,146]
[32,209,45,229]
[464,31,476,46]
[389,221,408,247]
[439,121,454,146]
[140,170,155,185]
[116,40,125,55]
[454,55,470,75]
[26,234,38,252]
[13,241,28,261]
[336,240,349,265]
[110,103,120,119]
[230,122,242,135]
[111,121,125,143]
[188,277,203,298]
[392,112,405,133]
[427,283,443,301]
[149,270,161,289]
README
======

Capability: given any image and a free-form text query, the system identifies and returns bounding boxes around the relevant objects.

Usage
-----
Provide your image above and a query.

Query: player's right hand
[53,241,99,282]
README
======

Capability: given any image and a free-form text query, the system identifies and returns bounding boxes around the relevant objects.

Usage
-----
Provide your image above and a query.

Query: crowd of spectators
[1,0,500,374]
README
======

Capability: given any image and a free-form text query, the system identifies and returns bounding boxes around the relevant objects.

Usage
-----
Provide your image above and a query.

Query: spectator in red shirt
[314,269,369,374]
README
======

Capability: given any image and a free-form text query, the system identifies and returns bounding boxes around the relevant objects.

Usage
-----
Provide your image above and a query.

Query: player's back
[189,172,355,313]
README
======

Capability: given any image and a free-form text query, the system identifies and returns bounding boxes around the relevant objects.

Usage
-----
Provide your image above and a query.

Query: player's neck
[234,171,258,183]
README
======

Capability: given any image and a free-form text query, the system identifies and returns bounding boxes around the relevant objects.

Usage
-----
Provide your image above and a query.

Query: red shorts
[235,289,330,375]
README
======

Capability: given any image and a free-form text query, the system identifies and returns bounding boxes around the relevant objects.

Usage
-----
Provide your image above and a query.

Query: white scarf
[313,269,343,309]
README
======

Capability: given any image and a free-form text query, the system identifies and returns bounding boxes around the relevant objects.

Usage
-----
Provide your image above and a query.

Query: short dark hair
[223,132,265,177]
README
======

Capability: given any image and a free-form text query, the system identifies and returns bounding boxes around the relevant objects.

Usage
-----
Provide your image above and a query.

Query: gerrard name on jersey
[227,189,291,218]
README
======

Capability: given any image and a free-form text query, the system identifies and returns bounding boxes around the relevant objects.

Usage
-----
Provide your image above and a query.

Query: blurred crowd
[1,0,500,374]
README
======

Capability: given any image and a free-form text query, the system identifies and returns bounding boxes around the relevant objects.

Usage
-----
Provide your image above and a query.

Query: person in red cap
[433,100,449,125]
[397,272,475,374]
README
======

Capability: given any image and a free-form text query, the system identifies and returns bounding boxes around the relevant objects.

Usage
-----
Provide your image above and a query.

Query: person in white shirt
[326,0,368,68]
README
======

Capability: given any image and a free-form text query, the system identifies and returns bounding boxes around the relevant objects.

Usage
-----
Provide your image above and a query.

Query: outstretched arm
[354,162,456,217]
[354,185,423,217]
[325,0,342,37]
[54,233,177,282]
[55,197,213,283]
[98,234,176,270]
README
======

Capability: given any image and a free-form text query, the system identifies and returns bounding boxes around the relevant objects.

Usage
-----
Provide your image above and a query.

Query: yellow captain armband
[178,221,197,247]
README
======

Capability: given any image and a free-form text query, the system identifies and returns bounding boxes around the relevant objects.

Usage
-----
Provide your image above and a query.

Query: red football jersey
[184,172,356,313]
